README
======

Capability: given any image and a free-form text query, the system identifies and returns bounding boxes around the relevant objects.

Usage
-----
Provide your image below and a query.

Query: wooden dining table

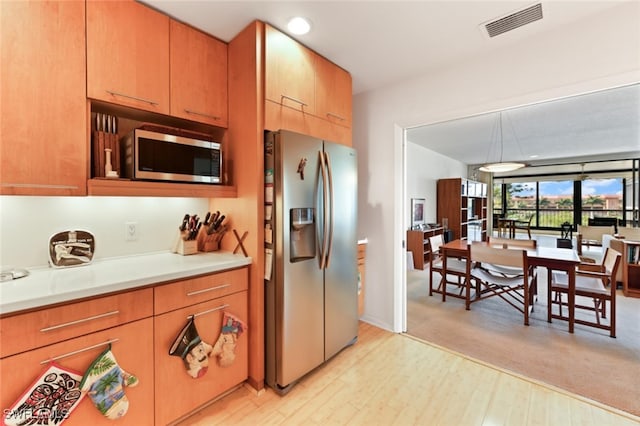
[441,239,582,333]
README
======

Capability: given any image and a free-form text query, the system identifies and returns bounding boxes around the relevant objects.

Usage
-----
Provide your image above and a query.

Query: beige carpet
[407,266,640,417]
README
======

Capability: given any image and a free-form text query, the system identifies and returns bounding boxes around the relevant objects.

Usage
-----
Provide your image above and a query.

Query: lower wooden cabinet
[0,266,250,425]
[154,290,248,425]
[0,317,154,426]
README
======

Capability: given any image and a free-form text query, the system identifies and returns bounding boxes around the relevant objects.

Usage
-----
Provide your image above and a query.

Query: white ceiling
[142,0,640,165]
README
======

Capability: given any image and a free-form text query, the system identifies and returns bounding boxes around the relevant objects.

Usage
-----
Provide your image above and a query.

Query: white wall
[0,196,208,268]
[353,2,640,331]
[406,142,468,226]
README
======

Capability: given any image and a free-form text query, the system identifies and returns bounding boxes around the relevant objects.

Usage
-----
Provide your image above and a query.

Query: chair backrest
[428,234,444,257]
[602,247,622,281]
[487,237,536,249]
[576,225,615,242]
[470,244,526,269]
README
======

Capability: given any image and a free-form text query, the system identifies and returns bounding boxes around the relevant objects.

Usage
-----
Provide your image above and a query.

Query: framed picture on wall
[411,198,425,229]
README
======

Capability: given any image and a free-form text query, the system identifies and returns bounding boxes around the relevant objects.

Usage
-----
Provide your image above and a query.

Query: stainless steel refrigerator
[265,130,358,394]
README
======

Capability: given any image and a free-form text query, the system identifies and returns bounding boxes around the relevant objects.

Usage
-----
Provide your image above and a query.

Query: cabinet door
[154,267,248,315]
[0,0,87,195]
[265,24,315,114]
[315,54,352,128]
[170,20,228,127]
[0,318,154,426]
[87,0,169,114]
[154,291,248,425]
[1,288,153,358]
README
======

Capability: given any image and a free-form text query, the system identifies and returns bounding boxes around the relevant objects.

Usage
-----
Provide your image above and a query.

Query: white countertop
[0,251,252,315]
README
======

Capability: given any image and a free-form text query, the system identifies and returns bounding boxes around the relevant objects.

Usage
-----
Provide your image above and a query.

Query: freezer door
[323,142,358,360]
[273,131,325,388]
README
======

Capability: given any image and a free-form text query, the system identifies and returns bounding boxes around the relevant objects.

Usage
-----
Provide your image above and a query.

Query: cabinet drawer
[154,267,248,315]
[0,317,154,426]
[0,288,153,358]
[154,291,248,425]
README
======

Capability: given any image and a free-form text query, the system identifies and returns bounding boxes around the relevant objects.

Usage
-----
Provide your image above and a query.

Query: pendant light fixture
[479,111,526,173]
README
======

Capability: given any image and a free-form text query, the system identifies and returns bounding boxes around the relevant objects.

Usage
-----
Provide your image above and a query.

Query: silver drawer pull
[40,310,120,332]
[326,112,346,121]
[40,339,119,365]
[106,90,159,106]
[186,284,231,297]
[184,109,221,120]
[190,303,230,319]
[281,94,307,107]
[2,183,79,189]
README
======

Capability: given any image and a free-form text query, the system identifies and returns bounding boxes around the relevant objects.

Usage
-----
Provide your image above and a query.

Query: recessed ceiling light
[529,154,539,158]
[287,17,311,35]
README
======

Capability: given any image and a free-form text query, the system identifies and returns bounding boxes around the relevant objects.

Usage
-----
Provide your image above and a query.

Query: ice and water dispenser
[290,208,315,262]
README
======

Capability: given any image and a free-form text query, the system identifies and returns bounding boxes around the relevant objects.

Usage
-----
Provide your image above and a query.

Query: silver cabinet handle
[190,303,230,319]
[281,94,308,107]
[106,90,159,106]
[186,284,231,297]
[40,310,120,332]
[40,339,119,365]
[184,109,221,120]
[326,112,346,121]
[2,183,79,190]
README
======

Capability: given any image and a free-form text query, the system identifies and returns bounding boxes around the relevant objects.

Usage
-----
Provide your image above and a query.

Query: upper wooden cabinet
[263,24,352,145]
[87,0,170,115]
[170,20,228,127]
[265,24,316,115]
[315,54,352,128]
[0,0,87,196]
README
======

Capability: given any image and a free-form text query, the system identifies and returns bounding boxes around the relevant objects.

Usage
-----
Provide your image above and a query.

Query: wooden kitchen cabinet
[264,24,352,145]
[0,288,153,359]
[154,290,248,425]
[154,268,248,315]
[0,317,155,426]
[0,0,87,196]
[315,54,353,128]
[265,24,316,115]
[87,0,170,115]
[170,20,228,127]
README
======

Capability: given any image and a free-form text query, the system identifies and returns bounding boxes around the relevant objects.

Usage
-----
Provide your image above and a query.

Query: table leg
[568,267,575,333]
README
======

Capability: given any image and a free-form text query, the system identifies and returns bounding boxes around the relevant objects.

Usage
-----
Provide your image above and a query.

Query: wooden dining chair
[513,215,534,239]
[468,244,537,325]
[548,247,621,337]
[487,236,536,249]
[428,234,470,302]
[484,237,536,278]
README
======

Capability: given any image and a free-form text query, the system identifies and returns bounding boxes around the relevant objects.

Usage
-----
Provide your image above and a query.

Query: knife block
[92,131,120,178]
[197,227,225,252]
[177,238,197,256]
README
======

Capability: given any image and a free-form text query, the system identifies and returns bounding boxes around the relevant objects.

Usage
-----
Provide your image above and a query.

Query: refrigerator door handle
[324,151,334,268]
[318,150,330,269]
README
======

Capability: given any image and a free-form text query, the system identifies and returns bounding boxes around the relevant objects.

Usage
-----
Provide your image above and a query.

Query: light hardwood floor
[177,322,639,425]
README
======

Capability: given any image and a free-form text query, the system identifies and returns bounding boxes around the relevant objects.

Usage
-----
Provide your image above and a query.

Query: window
[581,178,623,224]
[505,182,536,224]
[539,180,573,228]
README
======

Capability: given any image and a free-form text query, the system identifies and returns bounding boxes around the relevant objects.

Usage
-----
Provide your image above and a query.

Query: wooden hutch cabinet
[622,241,640,298]
[407,227,444,270]
[437,178,487,242]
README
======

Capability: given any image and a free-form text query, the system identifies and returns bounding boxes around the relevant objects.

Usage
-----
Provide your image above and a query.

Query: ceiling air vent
[484,3,543,38]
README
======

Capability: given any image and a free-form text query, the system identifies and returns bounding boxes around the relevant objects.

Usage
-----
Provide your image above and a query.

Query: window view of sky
[514,179,622,197]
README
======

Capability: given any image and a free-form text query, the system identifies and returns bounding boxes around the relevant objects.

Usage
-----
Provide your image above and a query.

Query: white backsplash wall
[0,196,209,268]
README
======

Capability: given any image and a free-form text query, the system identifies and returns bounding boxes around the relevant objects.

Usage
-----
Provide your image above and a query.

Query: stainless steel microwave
[122,129,222,184]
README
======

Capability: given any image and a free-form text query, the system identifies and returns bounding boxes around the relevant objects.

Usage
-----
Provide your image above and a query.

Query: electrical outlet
[125,222,138,241]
